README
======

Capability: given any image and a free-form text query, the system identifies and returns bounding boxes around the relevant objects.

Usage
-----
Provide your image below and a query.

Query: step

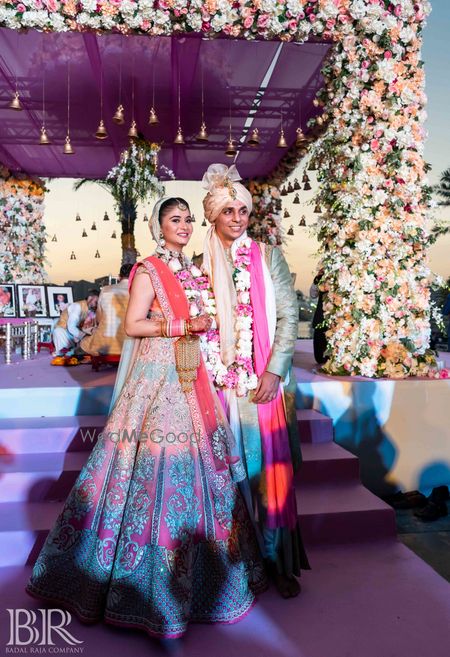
[297,481,397,545]
[0,452,89,502]
[299,441,360,485]
[0,415,105,454]
[297,409,333,444]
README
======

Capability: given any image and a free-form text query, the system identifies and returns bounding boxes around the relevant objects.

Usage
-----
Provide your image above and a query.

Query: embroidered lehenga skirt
[26,333,266,638]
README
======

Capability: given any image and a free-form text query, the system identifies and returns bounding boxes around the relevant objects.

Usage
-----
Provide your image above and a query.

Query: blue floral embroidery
[165,449,201,543]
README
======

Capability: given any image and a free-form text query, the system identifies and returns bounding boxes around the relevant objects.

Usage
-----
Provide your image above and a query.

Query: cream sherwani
[80,279,129,356]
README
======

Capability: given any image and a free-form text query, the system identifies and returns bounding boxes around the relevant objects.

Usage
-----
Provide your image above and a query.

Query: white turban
[202,163,253,224]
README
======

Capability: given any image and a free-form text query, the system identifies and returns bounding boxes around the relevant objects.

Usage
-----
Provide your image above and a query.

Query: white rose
[190,265,203,278]
[168,258,182,272]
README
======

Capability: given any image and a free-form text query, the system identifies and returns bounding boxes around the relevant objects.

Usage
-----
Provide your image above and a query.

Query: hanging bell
[174,126,185,145]
[63,135,74,155]
[287,225,294,236]
[314,202,322,213]
[111,231,117,239]
[39,126,51,145]
[225,138,237,157]
[148,106,159,125]
[70,251,76,260]
[143,214,148,222]
[303,181,312,191]
[51,234,57,242]
[128,120,138,139]
[296,127,305,147]
[308,160,317,172]
[299,216,306,227]
[277,128,287,149]
[103,211,110,221]
[284,209,290,218]
[75,212,81,222]
[191,213,196,223]
[113,104,125,125]
[280,186,288,197]
[293,178,300,191]
[95,250,101,259]
[196,122,209,142]
[91,222,97,231]
[248,127,260,146]
[95,119,108,140]
[82,229,88,237]
[9,90,22,111]
[302,172,310,184]
[201,218,207,227]
[287,182,294,194]
[293,194,300,204]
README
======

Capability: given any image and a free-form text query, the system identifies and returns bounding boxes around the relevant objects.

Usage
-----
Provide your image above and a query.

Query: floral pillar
[0,168,47,284]
[312,1,434,378]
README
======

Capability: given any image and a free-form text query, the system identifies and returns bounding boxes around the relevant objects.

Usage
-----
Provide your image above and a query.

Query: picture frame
[0,284,17,318]
[46,285,74,318]
[17,284,48,318]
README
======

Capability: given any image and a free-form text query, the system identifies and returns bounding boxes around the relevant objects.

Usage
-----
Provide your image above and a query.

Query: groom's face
[215,200,249,246]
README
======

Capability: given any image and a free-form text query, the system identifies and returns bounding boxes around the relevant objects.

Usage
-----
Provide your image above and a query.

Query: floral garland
[0,167,48,283]
[247,179,285,246]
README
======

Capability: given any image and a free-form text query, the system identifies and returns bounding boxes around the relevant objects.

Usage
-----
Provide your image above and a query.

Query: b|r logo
[6,609,84,646]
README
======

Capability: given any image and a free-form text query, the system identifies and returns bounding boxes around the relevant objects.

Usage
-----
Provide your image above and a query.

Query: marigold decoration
[0,0,437,378]
[0,166,47,283]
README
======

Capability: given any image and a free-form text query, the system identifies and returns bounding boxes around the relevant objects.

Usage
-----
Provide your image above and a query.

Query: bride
[26,196,266,639]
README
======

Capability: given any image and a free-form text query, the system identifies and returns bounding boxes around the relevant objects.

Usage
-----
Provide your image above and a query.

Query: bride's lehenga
[26,257,266,638]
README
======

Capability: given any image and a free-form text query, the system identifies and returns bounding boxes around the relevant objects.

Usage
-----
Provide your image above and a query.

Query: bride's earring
[159,231,166,247]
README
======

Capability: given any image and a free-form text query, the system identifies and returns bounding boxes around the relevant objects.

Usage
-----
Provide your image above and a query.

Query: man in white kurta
[52,290,99,356]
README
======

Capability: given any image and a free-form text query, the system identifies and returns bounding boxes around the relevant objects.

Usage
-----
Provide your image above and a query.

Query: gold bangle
[161,320,167,338]
[186,319,192,335]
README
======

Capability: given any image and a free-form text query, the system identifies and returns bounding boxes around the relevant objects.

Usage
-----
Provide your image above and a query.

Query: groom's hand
[252,371,281,404]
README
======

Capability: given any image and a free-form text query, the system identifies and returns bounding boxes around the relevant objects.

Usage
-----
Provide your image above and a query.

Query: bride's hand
[189,314,212,333]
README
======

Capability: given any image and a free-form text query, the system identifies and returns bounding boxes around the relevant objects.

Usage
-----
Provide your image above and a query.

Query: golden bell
[128,120,138,139]
[95,119,108,140]
[75,213,81,221]
[287,225,294,236]
[103,211,109,221]
[293,194,300,204]
[63,135,74,155]
[201,218,207,227]
[95,250,101,259]
[225,138,237,157]
[314,203,322,213]
[174,126,185,145]
[299,216,306,227]
[294,178,300,191]
[111,231,117,238]
[39,126,51,145]
[280,186,288,197]
[308,160,317,172]
[302,172,310,183]
[113,104,125,125]
[70,251,76,260]
[51,234,57,242]
[196,122,209,142]
[296,127,305,147]
[148,106,159,125]
[191,213,196,222]
[82,229,87,237]
[91,222,97,231]
[287,182,294,194]
[277,128,287,149]
[143,214,148,222]
[304,181,312,191]
[248,127,260,146]
[9,91,22,111]
[284,209,290,218]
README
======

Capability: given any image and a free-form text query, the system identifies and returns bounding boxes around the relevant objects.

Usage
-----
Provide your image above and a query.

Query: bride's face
[160,206,193,251]
[214,200,249,247]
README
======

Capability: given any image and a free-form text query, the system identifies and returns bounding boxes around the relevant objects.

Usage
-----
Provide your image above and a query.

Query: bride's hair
[158,197,190,223]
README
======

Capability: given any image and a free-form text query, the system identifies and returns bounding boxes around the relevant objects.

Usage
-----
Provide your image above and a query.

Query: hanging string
[67,60,71,137]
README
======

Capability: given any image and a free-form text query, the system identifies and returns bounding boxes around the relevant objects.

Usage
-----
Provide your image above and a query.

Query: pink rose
[370,139,380,151]
[257,14,270,29]
[440,369,449,379]
[244,16,254,29]
[384,50,392,59]
[16,3,26,11]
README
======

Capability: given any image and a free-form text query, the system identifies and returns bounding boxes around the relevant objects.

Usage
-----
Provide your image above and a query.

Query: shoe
[414,501,448,522]
[51,356,66,366]
[64,357,80,366]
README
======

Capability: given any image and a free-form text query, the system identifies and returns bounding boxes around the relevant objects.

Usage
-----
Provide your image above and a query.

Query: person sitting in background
[310,269,327,365]
[51,289,99,360]
[443,292,450,352]
[79,264,133,357]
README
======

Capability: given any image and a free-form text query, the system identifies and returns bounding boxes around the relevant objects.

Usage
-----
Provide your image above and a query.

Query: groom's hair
[158,197,190,223]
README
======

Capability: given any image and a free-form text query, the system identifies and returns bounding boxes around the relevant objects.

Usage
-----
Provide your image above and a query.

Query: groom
[200,164,310,598]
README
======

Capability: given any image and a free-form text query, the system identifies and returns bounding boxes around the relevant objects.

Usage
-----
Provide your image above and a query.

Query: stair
[0,409,397,567]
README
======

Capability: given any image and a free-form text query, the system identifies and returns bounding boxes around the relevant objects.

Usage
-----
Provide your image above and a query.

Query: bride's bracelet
[160,319,191,338]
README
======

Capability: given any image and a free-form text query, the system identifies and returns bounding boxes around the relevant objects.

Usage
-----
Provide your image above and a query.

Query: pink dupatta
[249,242,297,531]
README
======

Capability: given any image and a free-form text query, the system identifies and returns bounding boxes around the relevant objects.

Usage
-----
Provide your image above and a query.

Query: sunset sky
[42,2,450,294]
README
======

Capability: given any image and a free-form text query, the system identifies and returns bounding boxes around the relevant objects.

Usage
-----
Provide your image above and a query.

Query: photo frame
[0,284,17,318]
[47,286,74,318]
[17,284,48,318]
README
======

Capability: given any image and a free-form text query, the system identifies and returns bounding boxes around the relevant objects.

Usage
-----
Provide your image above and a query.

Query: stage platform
[293,341,450,497]
[0,344,449,656]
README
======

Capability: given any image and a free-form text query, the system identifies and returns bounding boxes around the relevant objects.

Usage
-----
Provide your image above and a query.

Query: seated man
[79,264,132,357]
[52,289,99,357]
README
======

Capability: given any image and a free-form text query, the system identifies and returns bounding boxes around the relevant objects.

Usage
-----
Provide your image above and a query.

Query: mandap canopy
[0,1,436,379]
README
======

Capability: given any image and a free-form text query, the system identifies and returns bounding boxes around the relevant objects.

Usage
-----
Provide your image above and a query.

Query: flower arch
[0,0,435,377]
